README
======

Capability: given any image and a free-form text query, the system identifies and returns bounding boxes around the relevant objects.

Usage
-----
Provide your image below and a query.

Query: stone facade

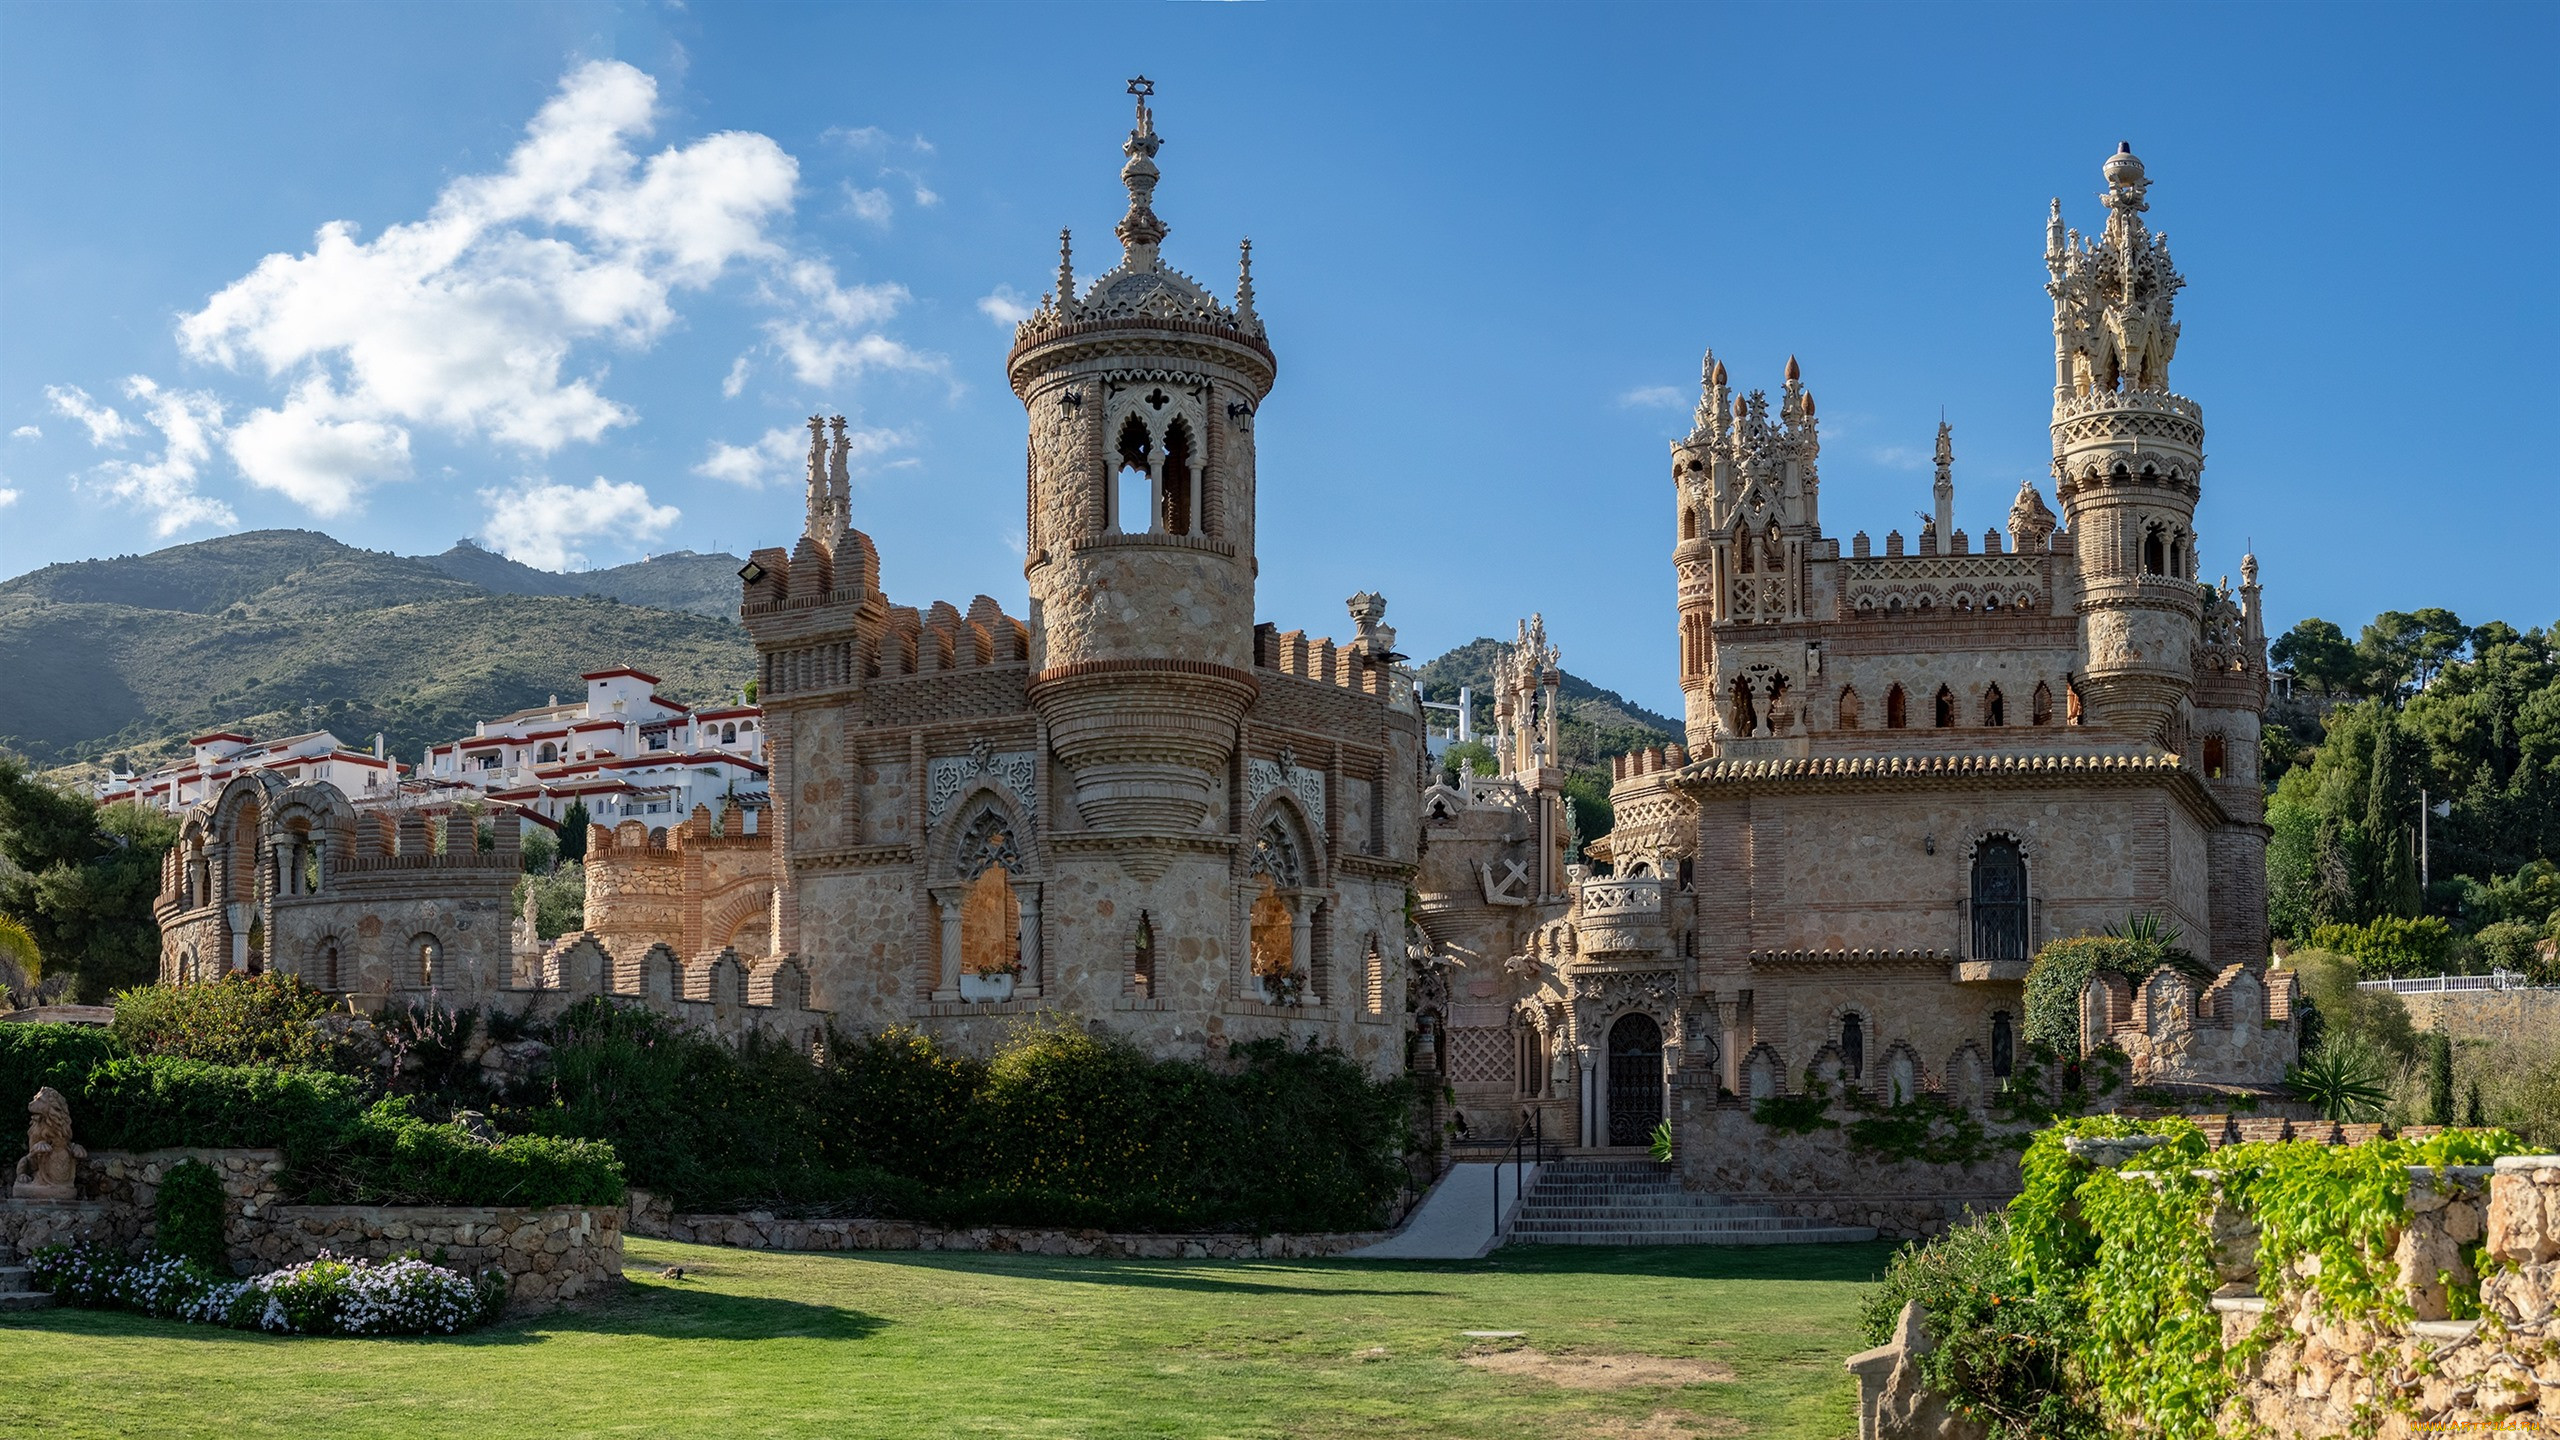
[1675,1102,2024,1241]
[1411,145,2286,1149]
[714,86,1420,1077]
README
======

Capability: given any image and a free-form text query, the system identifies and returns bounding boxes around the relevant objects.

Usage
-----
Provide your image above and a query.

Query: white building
[99,730,400,814]
[419,668,767,829]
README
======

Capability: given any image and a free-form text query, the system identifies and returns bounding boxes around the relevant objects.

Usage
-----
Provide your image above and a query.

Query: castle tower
[1669,351,1821,752]
[1007,80,1276,831]
[2050,143,2205,741]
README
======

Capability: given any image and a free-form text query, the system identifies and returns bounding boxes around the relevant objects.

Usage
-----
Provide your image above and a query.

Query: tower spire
[1235,237,1256,322]
[1932,421,1955,554]
[1115,76,1168,262]
[1055,228,1075,309]
[802,415,829,540]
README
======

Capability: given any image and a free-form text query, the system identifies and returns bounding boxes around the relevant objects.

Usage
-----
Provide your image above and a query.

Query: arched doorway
[1606,1013,1664,1147]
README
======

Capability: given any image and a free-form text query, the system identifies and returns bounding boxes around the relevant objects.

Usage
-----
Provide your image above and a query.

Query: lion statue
[11,1085,84,1202]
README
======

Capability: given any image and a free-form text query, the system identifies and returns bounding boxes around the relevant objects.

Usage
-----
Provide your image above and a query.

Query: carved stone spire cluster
[800,415,853,545]
[2048,142,2186,397]
[1010,80,1267,356]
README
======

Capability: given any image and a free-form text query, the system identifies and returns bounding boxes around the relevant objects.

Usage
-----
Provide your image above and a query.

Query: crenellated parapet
[2079,961,2300,1089]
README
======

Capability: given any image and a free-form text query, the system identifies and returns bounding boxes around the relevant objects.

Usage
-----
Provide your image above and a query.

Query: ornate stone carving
[11,1085,84,1202]
[1245,752,1326,831]
[1569,969,1679,1017]
[927,741,1038,827]
[954,807,1024,879]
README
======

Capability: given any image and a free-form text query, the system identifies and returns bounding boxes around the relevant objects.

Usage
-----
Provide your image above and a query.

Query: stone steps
[0,1264,54,1312]
[1501,1159,1880,1247]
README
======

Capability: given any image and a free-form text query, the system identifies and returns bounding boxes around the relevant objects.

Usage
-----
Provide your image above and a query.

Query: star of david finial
[1127,75,1154,98]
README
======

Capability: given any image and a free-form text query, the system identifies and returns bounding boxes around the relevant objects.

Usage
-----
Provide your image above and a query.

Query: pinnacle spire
[1236,237,1256,320]
[1056,229,1075,307]
[1115,76,1168,260]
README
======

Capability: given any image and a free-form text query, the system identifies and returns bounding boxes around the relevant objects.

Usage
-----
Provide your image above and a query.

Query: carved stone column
[1719,999,1743,1094]
[931,887,963,997]
[1578,1043,1599,1148]
[1016,886,1043,995]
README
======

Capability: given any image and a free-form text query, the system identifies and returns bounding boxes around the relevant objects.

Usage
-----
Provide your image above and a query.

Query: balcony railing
[1576,876,1665,921]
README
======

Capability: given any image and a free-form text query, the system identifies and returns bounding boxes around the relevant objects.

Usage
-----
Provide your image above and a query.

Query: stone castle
[152,97,2287,1152]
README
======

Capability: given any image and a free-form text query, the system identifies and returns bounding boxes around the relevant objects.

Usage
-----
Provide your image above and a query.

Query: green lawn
[0,1237,1894,1439]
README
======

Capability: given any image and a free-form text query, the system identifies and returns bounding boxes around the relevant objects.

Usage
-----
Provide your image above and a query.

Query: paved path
[1345,1162,1542,1260]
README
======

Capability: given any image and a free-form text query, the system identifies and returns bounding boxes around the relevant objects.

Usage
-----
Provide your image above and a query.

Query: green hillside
[0,532,755,773]
[1417,636,1680,772]
[417,540,746,618]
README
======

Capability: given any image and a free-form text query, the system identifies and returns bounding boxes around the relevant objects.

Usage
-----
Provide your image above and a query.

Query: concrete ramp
[1345,1162,1542,1260]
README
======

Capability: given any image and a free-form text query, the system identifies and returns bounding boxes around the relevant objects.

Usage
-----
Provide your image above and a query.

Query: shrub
[28,1242,504,1335]
[0,1021,121,1111]
[2307,915,2455,978]
[1861,1216,2101,1440]
[74,1056,369,1156]
[156,1158,229,1271]
[2020,932,2199,1055]
[112,973,342,1067]
[2475,919,2547,978]
[2281,949,2416,1061]
[311,1098,623,1208]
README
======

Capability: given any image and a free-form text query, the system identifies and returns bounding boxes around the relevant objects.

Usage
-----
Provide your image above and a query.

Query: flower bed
[28,1242,505,1335]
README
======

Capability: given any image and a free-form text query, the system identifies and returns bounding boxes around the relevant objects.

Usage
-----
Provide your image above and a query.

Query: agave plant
[1648,1118,1675,1164]
[2287,1036,2390,1123]
[2106,910,2215,983]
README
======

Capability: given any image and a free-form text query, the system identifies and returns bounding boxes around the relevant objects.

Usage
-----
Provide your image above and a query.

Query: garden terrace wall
[8,1146,619,1314]
[2210,1157,2560,1434]
[256,1205,621,1313]
[1677,1100,2026,1240]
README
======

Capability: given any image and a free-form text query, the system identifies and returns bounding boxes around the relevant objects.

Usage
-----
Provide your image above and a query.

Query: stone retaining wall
[2396,985,2560,1042]
[6,1146,619,1313]
[259,1205,622,1312]
[1678,1102,2024,1240]
[634,1203,1385,1259]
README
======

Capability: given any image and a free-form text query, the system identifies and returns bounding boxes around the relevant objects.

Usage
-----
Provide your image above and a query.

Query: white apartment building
[98,730,401,813]
[419,668,767,830]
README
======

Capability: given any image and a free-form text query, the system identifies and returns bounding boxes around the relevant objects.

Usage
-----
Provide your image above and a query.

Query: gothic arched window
[2032,682,2055,726]
[1970,837,2029,963]
[1934,685,1956,728]
[1840,1013,1865,1079]
[1836,687,1862,730]
[1984,686,2006,727]
[2143,525,2167,576]
[1886,684,1908,730]
[1249,815,1305,888]
[1113,413,1152,534]
[1990,1011,2015,1078]
[1730,676,1757,736]
[955,807,1024,879]
[410,934,442,990]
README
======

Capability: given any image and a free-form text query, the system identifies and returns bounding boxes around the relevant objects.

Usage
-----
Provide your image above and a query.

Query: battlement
[1610,744,1691,781]
[2081,962,2300,1088]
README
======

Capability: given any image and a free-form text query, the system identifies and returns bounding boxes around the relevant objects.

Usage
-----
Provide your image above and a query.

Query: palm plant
[0,914,40,1000]
[2105,911,2215,983]
[2288,1035,2390,1123]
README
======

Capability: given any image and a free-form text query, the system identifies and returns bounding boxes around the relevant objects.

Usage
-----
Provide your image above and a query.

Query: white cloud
[176,59,799,513]
[85,376,238,535]
[0,487,18,508]
[1868,445,1930,471]
[977,286,1033,326]
[721,355,750,398]
[1617,385,1688,410]
[478,475,679,570]
[44,385,136,446]
[9,425,39,441]
[824,125,890,152]
[695,419,909,488]
[843,184,893,226]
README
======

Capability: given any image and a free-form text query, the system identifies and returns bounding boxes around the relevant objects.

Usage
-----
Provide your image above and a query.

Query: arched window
[1132,910,1155,994]
[1840,1013,1865,1079]
[2066,678,2086,726]
[410,934,442,989]
[2143,525,2167,576]
[538,742,557,764]
[1161,417,1195,536]
[1970,837,2029,963]
[1885,684,1908,730]
[722,724,738,744]
[1680,508,1696,541]
[2032,682,2055,726]
[1934,685,1956,728]
[1516,1025,1548,1098]
[1990,1011,2015,1079]
[1730,676,1757,736]
[1984,686,2006,727]
[1836,687,1862,730]
[314,939,341,992]
[1250,877,1295,985]
[2202,735,2226,778]
[1113,413,1152,533]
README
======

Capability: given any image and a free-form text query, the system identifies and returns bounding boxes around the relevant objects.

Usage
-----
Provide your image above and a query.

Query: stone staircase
[1503,1156,1879,1246]
[0,1262,54,1312]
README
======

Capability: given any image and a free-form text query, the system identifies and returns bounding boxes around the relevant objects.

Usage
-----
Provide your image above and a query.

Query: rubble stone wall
[626,1192,1383,1259]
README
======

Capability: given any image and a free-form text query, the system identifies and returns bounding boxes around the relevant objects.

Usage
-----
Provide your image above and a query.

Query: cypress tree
[2364,711,2421,918]
[2425,1031,2455,1126]
[557,800,590,865]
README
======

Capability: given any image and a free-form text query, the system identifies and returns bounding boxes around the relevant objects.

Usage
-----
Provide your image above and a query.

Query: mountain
[0,531,755,773]
[1416,638,1680,774]
[416,540,746,619]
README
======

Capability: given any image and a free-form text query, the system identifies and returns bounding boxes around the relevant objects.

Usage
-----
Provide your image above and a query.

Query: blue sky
[3,1,2552,716]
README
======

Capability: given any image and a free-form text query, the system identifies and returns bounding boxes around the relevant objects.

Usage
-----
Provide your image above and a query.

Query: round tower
[1670,353,1728,752]
[2050,144,2205,742]
[1007,81,1276,832]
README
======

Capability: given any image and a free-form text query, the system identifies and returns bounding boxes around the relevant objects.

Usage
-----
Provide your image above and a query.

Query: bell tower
[1007,80,1275,831]
[2050,144,2205,741]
